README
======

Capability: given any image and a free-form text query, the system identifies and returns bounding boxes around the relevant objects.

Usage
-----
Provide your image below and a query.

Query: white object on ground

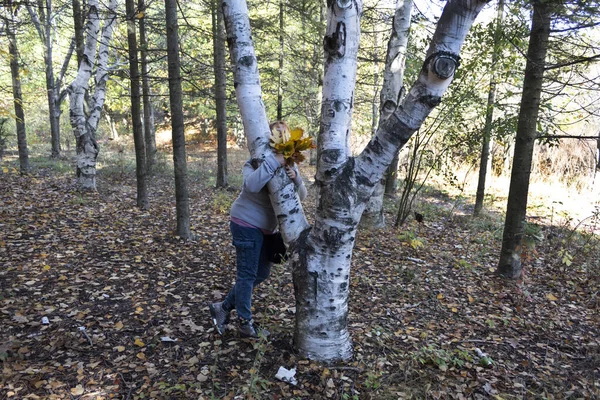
[275,366,297,385]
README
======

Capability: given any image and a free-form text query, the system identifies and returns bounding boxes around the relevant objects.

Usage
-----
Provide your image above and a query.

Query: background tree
[213,0,228,188]
[67,0,118,190]
[126,0,148,209]
[362,0,413,228]
[3,7,29,173]
[165,0,191,239]
[138,0,157,173]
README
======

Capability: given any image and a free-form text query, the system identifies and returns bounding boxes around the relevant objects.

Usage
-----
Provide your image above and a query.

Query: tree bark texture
[126,0,148,209]
[165,0,191,239]
[362,0,413,228]
[139,0,157,173]
[474,0,504,216]
[497,1,551,279]
[67,0,117,190]
[6,15,29,174]
[213,0,228,188]
[222,0,310,244]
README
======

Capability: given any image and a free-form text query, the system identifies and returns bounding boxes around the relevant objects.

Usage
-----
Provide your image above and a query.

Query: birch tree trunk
[222,0,310,244]
[224,0,485,362]
[497,1,551,279]
[213,0,228,188]
[474,0,504,216]
[362,0,413,228]
[6,13,29,174]
[72,0,85,67]
[67,0,118,190]
[139,0,157,173]
[165,0,191,239]
[126,0,148,209]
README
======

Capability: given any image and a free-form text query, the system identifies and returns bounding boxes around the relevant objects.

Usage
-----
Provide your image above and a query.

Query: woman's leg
[222,221,263,321]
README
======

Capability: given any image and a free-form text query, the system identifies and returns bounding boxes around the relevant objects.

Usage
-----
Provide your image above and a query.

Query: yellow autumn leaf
[134,338,145,347]
[115,346,125,352]
[290,127,303,141]
[136,352,146,360]
[436,293,444,300]
[42,265,51,271]
[451,307,458,313]
[135,11,145,18]
[115,321,124,330]
[468,294,475,303]
[546,293,558,301]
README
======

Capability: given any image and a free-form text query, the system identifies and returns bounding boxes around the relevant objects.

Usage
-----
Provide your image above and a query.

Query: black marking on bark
[290,207,299,214]
[233,81,238,88]
[339,282,348,291]
[321,148,342,165]
[324,227,343,248]
[238,55,255,67]
[330,298,335,302]
[283,193,290,199]
[329,306,336,311]
[333,100,345,112]
[422,50,461,78]
[290,220,295,224]
[323,21,346,58]
[420,95,441,107]
[346,254,351,259]
[337,268,343,271]
[277,214,287,219]
[369,136,384,156]
[355,174,373,187]
[309,270,318,301]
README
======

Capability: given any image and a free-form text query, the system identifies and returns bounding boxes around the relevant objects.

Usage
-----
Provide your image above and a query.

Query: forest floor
[1,148,599,400]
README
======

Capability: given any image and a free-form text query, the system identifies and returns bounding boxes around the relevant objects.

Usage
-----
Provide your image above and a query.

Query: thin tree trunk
[139,0,156,173]
[474,0,504,216]
[6,16,29,174]
[277,0,284,121]
[213,0,228,188]
[165,0,191,239]
[126,0,148,209]
[67,0,118,190]
[27,0,61,158]
[72,0,85,67]
[362,0,413,228]
[497,1,551,279]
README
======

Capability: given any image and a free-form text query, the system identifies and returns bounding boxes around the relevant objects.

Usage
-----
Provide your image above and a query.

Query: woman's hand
[274,154,286,166]
[285,165,296,180]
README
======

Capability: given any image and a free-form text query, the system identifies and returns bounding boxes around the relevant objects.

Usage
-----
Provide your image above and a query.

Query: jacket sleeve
[243,154,281,193]
[292,165,308,201]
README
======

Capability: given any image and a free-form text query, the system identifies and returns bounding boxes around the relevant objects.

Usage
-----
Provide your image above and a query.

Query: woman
[209,144,307,338]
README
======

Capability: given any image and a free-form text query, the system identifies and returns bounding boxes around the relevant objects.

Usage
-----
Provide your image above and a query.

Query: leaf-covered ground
[1,150,599,400]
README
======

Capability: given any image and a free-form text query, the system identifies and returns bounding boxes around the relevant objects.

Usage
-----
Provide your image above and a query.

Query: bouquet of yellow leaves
[270,121,316,165]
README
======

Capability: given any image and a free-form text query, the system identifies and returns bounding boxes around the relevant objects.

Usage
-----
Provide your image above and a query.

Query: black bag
[263,232,287,264]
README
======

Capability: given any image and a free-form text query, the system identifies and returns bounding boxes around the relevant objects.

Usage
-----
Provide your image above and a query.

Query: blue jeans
[222,221,273,320]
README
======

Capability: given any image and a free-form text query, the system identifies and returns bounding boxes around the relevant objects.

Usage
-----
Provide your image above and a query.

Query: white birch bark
[67,0,118,190]
[222,0,309,244]
[362,0,413,228]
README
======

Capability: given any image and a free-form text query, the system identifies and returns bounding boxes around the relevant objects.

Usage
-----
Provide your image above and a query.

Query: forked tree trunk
[126,0,148,209]
[6,14,29,174]
[213,0,228,188]
[474,0,504,216]
[497,1,551,278]
[362,0,413,228]
[224,0,485,362]
[165,0,191,239]
[139,0,157,173]
[67,0,118,190]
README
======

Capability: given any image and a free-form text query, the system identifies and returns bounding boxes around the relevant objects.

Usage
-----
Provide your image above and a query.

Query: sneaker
[209,302,230,335]
[239,318,270,339]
